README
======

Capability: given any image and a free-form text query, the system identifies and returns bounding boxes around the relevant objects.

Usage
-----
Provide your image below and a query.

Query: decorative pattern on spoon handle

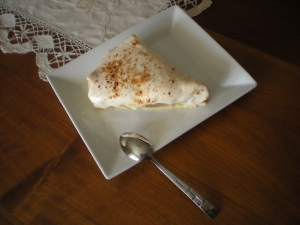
[151,157,218,218]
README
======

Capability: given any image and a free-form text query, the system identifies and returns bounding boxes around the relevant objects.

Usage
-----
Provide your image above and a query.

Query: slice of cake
[87,35,209,110]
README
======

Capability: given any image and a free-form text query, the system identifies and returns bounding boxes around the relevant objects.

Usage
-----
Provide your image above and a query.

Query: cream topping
[87,35,209,110]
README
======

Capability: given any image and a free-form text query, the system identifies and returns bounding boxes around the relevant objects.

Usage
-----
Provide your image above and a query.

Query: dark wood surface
[1,1,299,224]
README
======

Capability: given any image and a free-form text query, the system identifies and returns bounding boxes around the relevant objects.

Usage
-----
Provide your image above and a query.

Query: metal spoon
[119,132,219,219]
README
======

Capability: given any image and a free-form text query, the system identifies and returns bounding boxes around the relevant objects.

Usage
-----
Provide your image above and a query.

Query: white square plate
[47,6,257,179]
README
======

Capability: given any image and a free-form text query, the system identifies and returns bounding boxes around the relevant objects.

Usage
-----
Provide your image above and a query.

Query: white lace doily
[0,0,212,81]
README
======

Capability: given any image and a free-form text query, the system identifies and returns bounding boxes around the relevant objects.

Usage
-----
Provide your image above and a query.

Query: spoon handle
[150,157,218,218]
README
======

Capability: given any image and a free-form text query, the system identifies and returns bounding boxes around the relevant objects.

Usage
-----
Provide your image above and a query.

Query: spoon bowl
[119,132,219,219]
[120,132,153,161]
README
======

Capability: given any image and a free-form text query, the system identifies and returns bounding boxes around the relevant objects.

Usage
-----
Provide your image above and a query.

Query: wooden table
[1,1,299,224]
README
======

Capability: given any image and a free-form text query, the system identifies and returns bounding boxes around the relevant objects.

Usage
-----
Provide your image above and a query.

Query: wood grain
[1,1,300,224]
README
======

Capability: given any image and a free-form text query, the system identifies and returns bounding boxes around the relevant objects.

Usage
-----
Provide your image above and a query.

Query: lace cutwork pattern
[0,2,93,80]
[0,1,212,81]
